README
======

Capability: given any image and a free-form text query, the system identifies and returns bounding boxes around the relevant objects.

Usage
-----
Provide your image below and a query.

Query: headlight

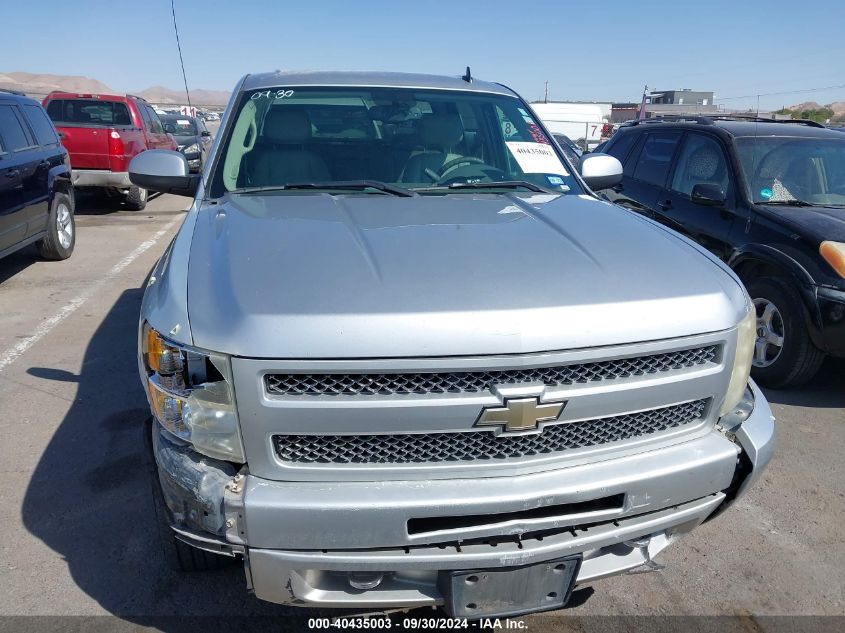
[719,308,756,417]
[820,241,845,279]
[142,323,245,462]
[181,143,200,155]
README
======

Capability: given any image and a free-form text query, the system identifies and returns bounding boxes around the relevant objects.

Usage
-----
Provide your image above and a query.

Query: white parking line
[0,217,180,373]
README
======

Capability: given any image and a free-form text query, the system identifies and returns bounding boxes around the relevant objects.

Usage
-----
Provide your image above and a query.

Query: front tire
[745,277,824,388]
[38,193,75,260]
[125,185,147,211]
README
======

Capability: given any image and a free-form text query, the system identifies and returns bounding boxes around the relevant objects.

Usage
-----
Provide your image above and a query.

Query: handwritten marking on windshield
[251,89,295,100]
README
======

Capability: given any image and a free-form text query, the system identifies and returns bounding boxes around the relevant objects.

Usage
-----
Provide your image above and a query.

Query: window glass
[22,104,59,145]
[670,134,729,196]
[45,99,131,126]
[112,103,131,126]
[145,105,164,134]
[605,132,637,164]
[735,136,845,205]
[632,131,681,186]
[0,105,32,151]
[161,116,198,135]
[137,103,152,130]
[623,135,644,177]
[213,87,580,197]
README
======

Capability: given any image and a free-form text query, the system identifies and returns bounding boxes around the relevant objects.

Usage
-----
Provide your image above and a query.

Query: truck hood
[757,203,845,243]
[187,192,747,358]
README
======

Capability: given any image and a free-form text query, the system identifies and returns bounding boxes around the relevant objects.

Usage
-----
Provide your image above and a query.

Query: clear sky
[4,0,844,110]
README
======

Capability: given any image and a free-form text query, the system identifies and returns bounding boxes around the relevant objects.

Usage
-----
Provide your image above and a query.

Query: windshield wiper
[232,180,416,197]
[414,180,553,193]
[762,199,816,207]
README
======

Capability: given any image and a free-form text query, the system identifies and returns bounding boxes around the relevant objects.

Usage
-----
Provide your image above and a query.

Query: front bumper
[71,169,131,189]
[151,380,775,610]
[809,285,845,358]
[178,151,202,172]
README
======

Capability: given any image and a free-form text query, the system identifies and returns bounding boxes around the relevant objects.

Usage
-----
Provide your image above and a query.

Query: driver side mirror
[201,130,211,137]
[129,150,200,198]
[691,183,726,207]
[579,154,623,191]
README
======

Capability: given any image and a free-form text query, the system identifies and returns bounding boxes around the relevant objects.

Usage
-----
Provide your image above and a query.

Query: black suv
[599,116,845,388]
[0,90,75,261]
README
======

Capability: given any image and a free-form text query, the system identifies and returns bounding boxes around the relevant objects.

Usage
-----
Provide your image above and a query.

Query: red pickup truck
[43,92,176,210]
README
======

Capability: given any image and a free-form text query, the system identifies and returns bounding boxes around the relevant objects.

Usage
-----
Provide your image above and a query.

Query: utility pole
[636,84,649,120]
[544,81,548,103]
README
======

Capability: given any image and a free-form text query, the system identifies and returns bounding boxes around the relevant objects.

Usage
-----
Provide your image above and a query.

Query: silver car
[129,71,775,618]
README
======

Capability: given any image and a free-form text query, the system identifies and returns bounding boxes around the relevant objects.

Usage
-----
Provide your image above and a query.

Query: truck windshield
[735,136,845,206]
[211,87,580,197]
[161,117,198,135]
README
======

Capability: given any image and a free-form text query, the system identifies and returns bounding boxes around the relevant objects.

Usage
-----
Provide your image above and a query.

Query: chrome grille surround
[264,346,717,397]
[272,399,707,465]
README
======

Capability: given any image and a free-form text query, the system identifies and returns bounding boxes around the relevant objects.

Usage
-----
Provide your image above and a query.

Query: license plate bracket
[438,555,581,619]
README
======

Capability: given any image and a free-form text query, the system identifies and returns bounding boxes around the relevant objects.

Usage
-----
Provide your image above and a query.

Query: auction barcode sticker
[506,141,569,176]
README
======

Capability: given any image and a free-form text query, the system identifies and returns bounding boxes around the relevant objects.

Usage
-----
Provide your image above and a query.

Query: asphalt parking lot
[0,192,842,630]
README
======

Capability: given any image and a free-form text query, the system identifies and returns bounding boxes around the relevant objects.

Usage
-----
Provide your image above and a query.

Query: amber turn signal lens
[820,241,845,279]
[144,324,183,375]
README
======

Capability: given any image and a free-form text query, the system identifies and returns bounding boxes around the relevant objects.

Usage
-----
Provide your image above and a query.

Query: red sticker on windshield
[527,122,550,144]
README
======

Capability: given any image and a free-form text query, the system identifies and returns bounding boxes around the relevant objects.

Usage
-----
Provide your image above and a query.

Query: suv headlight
[142,323,245,462]
[719,308,756,417]
[181,142,200,155]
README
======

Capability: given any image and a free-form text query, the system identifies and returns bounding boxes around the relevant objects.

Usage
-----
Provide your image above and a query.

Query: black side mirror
[691,183,726,206]
[201,130,211,137]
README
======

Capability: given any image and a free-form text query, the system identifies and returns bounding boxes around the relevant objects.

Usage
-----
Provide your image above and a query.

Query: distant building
[608,88,792,124]
[650,89,714,106]
[609,90,716,123]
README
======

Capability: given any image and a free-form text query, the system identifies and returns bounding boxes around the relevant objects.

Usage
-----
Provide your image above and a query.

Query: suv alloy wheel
[745,277,825,388]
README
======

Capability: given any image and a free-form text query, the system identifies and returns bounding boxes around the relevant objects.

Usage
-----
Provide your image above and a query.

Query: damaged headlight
[718,307,756,417]
[142,323,245,463]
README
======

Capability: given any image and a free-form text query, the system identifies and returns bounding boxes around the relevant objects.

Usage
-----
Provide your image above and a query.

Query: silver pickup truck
[129,71,775,618]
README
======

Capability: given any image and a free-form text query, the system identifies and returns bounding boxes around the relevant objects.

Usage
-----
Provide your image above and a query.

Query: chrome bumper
[71,169,131,188]
[152,380,775,609]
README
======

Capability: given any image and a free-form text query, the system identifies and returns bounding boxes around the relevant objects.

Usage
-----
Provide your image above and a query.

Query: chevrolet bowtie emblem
[475,396,567,433]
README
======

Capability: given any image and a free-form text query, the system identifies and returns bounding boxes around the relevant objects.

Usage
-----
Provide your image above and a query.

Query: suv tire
[38,193,75,260]
[745,277,824,388]
[145,420,234,572]
[125,185,148,211]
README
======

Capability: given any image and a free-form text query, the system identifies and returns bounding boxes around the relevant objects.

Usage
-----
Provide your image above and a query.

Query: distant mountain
[786,100,845,115]
[0,71,229,106]
[136,85,231,106]
[0,71,114,96]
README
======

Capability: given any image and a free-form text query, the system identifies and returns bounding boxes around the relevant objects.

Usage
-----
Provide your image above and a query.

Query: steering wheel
[426,156,488,184]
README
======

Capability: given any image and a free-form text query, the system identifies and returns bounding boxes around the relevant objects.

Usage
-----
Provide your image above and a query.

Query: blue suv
[0,90,75,261]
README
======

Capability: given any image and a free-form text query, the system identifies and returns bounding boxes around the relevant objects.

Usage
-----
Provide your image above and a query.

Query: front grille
[272,399,707,465]
[265,346,717,397]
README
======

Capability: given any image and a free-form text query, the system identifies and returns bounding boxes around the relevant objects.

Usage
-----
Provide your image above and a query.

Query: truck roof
[43,91,147,103]
[241,70,517,97]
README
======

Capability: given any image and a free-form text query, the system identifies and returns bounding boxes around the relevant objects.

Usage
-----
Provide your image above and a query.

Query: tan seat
[243,109,330,186]
[399,114,465,183]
